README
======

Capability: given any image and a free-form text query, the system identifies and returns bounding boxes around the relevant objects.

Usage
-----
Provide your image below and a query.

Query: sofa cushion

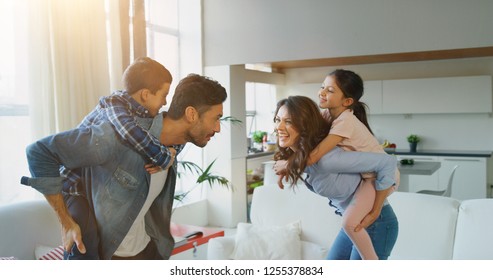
[387,192,461,259]
[453,199,493,259]
[250,184,342,248]
[301,241,329,260]
[230,221,301,260]
[0,200,62,259]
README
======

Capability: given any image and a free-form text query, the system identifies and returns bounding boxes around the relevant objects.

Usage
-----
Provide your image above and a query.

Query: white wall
[203,0,493,66]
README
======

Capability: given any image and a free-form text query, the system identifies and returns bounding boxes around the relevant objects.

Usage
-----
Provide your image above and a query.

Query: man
[58,56,176,260]
[21,74,228,259]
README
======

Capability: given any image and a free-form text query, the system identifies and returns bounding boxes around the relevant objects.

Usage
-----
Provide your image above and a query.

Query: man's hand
[61,219,86,254]
[44,193,86,254]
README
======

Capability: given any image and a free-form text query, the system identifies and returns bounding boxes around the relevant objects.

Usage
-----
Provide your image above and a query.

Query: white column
[204,65,248,227]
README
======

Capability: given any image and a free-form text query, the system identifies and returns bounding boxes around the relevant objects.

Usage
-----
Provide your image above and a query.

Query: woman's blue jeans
[327,204,399,260]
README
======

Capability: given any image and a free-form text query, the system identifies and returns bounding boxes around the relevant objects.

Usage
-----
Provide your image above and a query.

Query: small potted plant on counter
[407,134,421,153]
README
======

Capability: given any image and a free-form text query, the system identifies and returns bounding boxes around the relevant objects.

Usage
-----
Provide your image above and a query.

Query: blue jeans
[327,204,399,260]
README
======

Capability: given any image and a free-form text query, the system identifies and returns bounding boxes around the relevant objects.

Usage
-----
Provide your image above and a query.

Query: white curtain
[0,0,124,206]
[27,0,121,137]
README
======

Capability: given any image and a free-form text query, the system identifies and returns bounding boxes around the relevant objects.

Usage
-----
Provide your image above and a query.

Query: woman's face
[274,105,300,150]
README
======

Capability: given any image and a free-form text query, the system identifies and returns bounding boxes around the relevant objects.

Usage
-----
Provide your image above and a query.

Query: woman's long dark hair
[273,96,330,186]
[329,69,373,134]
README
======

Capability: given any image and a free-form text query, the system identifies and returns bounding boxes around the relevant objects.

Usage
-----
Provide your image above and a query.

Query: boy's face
[147,82,171,117]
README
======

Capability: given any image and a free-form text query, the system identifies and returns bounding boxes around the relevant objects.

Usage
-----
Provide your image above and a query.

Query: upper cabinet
[362,80,383,114]
[381,76,492,114]
[285,75,492,115]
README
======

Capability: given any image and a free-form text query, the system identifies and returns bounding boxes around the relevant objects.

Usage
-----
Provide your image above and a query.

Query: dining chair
[416,165,459,197]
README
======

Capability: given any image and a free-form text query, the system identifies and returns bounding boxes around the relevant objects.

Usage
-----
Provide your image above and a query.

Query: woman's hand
[273,160,288,189]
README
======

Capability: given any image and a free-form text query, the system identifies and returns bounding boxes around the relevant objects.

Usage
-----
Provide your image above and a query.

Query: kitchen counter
[246,151,275,159]
[387,149,492,158]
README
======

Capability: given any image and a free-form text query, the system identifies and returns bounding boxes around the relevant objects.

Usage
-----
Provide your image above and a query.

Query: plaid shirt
[62,90,176,194]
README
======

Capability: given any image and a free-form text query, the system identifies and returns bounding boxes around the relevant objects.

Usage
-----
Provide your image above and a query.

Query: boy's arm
[102,95,174,170]
[307,134,343,166]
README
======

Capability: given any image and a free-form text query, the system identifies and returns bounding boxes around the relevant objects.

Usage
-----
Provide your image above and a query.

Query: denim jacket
[22,113,181,259]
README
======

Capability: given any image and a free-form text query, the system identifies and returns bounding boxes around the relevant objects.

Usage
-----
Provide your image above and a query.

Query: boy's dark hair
[167,74,227,119]
[122,57,173,95]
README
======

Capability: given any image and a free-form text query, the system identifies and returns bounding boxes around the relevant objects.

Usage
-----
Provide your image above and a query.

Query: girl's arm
[101,95,174,170]
[307,134,343,166]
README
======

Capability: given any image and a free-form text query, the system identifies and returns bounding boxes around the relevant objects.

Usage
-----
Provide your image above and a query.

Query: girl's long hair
[273,96,330,186]
[329,69,373,134]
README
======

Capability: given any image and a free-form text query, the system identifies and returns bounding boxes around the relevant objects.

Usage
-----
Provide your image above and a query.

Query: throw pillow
[301,240,329,260]
[35,245,64,260]
[230,221,302,260]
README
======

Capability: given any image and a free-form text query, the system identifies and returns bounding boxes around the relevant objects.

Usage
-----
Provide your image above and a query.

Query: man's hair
[167,74,227,119]
[122,57,173,95]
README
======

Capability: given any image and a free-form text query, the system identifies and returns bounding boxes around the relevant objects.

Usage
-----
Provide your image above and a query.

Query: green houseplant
[407,134,421,153]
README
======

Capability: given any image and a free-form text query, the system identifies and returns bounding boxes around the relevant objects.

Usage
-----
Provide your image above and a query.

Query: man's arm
[44,193,86,253]
[101,95,174,170]
[23,125,115,253]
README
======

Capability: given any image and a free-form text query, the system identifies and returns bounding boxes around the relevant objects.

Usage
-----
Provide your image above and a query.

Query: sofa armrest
[207,236,235,260]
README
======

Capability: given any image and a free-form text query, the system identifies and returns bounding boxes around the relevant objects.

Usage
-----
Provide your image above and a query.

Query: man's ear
[185,106,197,122]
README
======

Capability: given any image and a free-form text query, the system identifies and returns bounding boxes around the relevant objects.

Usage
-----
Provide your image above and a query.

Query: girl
[312,69,399,259]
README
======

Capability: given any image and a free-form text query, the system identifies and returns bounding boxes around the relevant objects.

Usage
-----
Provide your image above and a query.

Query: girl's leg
[342,179,378,260]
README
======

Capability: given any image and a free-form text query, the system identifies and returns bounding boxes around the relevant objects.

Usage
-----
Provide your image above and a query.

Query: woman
[273,95,398,260]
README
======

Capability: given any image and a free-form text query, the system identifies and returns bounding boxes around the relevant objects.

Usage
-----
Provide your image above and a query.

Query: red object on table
[170,223,225,255]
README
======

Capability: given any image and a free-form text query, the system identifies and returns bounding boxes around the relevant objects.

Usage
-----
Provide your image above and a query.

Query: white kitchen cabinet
[397,155,440,193]
[362,80,383,114]
[382,76,492,114]
[438,156,487,200]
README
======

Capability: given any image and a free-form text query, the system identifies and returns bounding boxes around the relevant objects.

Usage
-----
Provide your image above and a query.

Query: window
[0,1,40,205]
[245,82,277,139]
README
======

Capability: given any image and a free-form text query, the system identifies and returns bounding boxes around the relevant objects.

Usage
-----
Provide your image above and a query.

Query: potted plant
[407,134,421,153]
[252,130,267,151]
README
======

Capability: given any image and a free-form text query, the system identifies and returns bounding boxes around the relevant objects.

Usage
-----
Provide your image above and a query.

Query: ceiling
[269,46,493,72]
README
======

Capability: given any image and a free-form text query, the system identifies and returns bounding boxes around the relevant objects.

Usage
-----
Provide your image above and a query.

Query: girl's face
[274,105,300,150]
[318,75,351,114]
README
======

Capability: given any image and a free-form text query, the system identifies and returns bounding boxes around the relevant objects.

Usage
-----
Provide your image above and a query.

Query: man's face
[188,104,223,147]
[146,82,171,117]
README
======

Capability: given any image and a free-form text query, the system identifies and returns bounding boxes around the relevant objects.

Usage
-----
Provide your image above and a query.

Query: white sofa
[208,183,493,260]
[0,200,62,260]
